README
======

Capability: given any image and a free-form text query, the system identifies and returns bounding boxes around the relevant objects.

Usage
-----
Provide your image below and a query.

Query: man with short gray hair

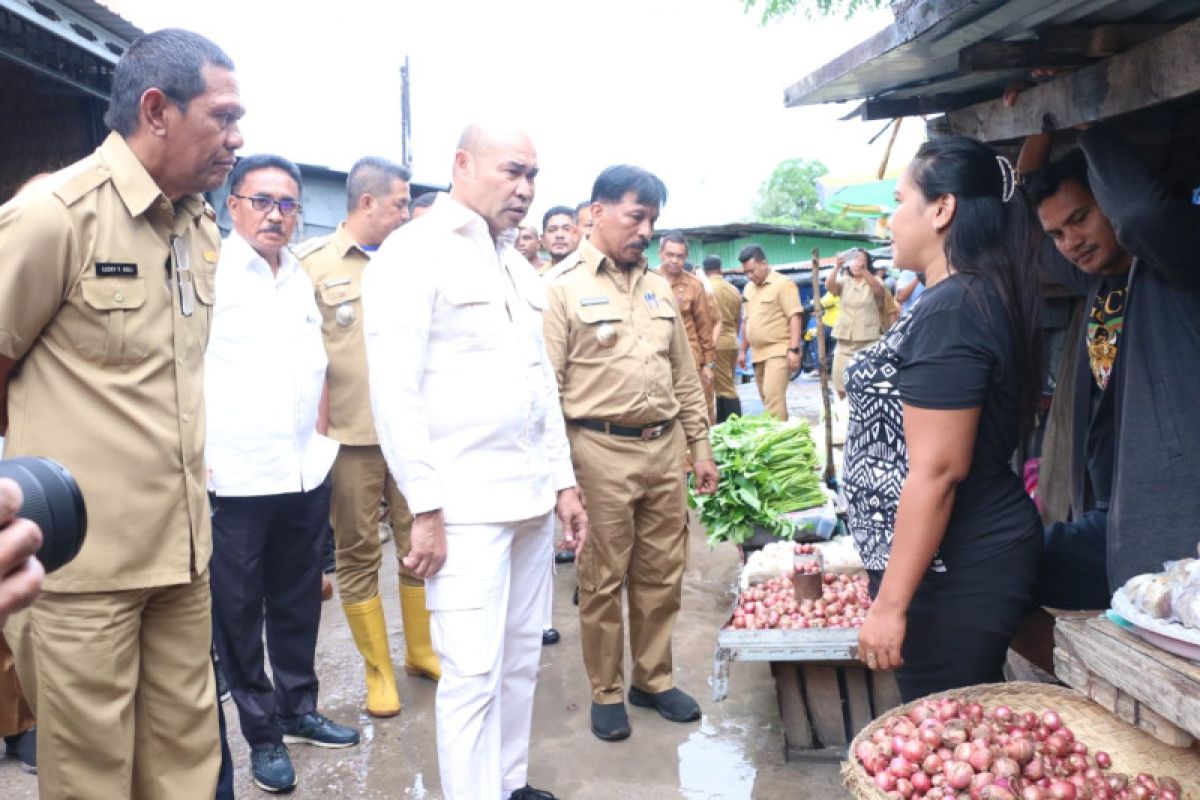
[297,155,441,725]
[0,28,242,798]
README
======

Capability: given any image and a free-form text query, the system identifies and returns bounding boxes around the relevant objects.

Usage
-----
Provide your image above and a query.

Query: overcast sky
[104,0,925,228]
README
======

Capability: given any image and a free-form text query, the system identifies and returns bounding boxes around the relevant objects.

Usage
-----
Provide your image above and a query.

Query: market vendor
[1022,123,1200,597]
[543,165,719,742]
[844,137,1044,701]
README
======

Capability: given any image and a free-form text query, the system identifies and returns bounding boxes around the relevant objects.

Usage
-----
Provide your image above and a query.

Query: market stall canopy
[824,178,897,218]
[783,0,1200,142]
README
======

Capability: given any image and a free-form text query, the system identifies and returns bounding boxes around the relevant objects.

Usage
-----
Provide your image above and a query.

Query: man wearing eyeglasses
[206,154,359,793]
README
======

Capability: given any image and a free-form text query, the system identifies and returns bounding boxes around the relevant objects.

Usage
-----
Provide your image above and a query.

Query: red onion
[1022,787,1044,800]
[895,777,914,798]
[969,771,995,796]
[1044,733,1070,758]
[1022,759,1045,781]
[924,753,945,774]
[911,771,932,793]
[875,771,898,792]
[901,738,927,762]
[1158,776,1182,794]
[938,700,963,722]
[889,756,915,778]
[1045,781,1076,800]
[1004,738,1036,765]
[1093,752,1111,770]
[994,757,1021,780]
[968,747,994,773]
[993,706,1014,724]
[955,743,976,763]
[1041,710,1062,731]
[944,760,974,790]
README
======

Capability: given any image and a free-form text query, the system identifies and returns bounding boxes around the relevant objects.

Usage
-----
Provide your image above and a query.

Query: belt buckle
[641,424,664,441]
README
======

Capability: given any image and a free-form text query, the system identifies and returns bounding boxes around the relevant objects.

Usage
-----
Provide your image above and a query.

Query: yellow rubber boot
[399,583,441,681]
[343,595,402,717]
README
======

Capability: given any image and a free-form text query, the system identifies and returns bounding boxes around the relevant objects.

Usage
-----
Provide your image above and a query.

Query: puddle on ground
[677,717,757,799]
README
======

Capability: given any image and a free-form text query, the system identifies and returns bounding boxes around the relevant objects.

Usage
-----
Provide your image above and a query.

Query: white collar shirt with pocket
[363,194,576,525]
[205,231,338,496]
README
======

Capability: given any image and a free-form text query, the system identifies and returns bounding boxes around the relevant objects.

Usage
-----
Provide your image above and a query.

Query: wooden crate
[1055,615,1200,748]
[770,661,901,763]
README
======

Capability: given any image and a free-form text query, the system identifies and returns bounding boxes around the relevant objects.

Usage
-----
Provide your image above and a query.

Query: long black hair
[910,136,1044,445]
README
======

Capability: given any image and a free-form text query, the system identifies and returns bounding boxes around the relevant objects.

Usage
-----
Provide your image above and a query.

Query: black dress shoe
[554,550,575,564]
[541,628,560,646]
[591,701,631,741]
[628,686,701,723]
[509,785,556,800]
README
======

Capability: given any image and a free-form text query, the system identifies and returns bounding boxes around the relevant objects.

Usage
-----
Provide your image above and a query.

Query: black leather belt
[569,418,672,441]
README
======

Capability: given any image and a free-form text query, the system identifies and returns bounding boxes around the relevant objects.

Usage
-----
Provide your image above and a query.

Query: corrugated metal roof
[61,0,143,43]
[784,0,1200,119]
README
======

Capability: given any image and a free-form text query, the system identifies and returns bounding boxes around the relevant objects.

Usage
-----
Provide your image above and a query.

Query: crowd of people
[0,21,1196,800]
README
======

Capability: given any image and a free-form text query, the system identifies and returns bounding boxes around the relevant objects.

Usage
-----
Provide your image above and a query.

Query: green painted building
[647,223,882,271]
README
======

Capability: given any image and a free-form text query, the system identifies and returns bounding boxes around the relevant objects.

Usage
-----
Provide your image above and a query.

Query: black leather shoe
[542,628,560,646]
[554,550,575,564]
[628,686,701,723]
[508,785,557,800]
[591,701,631,741]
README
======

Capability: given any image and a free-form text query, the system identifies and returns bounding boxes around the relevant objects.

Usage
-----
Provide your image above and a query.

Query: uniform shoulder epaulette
[292,235,332,260]
[548,260,583,282]
[51,157,108,207]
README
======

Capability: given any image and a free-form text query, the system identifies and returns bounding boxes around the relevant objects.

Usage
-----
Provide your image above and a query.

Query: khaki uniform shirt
[711,276,742,351]
[543,240,712,462]
[832,277,885,341]
[666,271,716,369]
[743,270,802,364]
[0,132,217,592]
[296,223,377,446]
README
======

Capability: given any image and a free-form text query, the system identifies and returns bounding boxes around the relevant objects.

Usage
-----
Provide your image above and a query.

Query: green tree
[742,0,888,23]
[753,158,859,232]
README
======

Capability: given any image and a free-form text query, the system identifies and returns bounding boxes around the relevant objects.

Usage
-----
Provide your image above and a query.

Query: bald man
[363,122,587,800]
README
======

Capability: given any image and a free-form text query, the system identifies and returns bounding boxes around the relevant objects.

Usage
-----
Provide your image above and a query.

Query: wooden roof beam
[958,24,1174,72]
[944,15,1200,142]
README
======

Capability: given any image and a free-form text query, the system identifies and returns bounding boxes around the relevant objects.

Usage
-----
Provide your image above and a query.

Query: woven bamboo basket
[841,681,1200,799]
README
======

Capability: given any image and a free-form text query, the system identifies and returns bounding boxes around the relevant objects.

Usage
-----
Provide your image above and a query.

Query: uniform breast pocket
[317,281,362,337]
[574,303,625,359]
[73,276,151,366]
[648,305,678,355]
[189,267,216,354]
[441,288,504,352]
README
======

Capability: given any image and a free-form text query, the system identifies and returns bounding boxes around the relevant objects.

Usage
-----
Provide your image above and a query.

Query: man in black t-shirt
[1025,125,1200,604]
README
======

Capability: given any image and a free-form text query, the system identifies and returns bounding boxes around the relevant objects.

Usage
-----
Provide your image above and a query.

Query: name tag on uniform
[323,277,352,288]
[579,296,609,306]
[95,262,138,277]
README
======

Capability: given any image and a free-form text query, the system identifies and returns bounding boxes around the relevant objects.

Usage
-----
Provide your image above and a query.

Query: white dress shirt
[363,194,576,525]
[206,231,338,496]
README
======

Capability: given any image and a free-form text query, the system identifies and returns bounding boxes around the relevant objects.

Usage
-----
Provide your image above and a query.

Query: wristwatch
[705,361,716,369]
[787,347,801,354]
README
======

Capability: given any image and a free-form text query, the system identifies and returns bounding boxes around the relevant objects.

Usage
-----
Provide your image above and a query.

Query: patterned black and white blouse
[842,274,1039,573]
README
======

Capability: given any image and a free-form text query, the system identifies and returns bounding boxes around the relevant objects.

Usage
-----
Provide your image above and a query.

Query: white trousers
[426,512,554,800]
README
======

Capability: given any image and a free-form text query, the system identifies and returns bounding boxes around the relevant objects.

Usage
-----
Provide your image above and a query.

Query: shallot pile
[854,696,1186,799]
[728,573,871,630]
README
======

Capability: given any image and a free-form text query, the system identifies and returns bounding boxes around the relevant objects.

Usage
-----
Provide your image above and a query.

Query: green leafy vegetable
[689,413,826,546]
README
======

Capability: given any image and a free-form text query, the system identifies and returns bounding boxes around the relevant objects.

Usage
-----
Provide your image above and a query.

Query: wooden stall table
[712,626,901,763]
[1055,614,1200,750]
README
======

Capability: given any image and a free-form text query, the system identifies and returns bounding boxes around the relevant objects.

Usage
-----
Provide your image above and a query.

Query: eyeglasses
[231,193,302,216]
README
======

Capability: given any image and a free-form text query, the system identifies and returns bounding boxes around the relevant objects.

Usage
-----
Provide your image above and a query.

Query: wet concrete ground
[2,375,851,798]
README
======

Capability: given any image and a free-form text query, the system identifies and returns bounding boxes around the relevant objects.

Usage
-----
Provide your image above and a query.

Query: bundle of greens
[689,413,826,545]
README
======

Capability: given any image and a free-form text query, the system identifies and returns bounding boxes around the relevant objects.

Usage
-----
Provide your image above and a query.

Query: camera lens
[0,456,87,573]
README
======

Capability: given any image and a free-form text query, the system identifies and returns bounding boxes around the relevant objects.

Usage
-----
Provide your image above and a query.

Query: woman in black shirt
[844,137,1044,700]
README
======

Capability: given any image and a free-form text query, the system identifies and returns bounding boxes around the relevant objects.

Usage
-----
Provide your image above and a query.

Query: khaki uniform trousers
[4,573,219,799]
[754,355,791,421]
[330,444,418,602]
[0,633,34,738]
[714,348,738,400]
[832,337,875,396]
[568,423,688,704]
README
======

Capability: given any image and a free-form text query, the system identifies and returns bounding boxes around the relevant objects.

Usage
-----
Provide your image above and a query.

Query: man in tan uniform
[737,245,801,421]
[544,165,719,742]
[658,232,716,420]
[297,156,439,719]
[703,255,743,422]
[0,29,243,798]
